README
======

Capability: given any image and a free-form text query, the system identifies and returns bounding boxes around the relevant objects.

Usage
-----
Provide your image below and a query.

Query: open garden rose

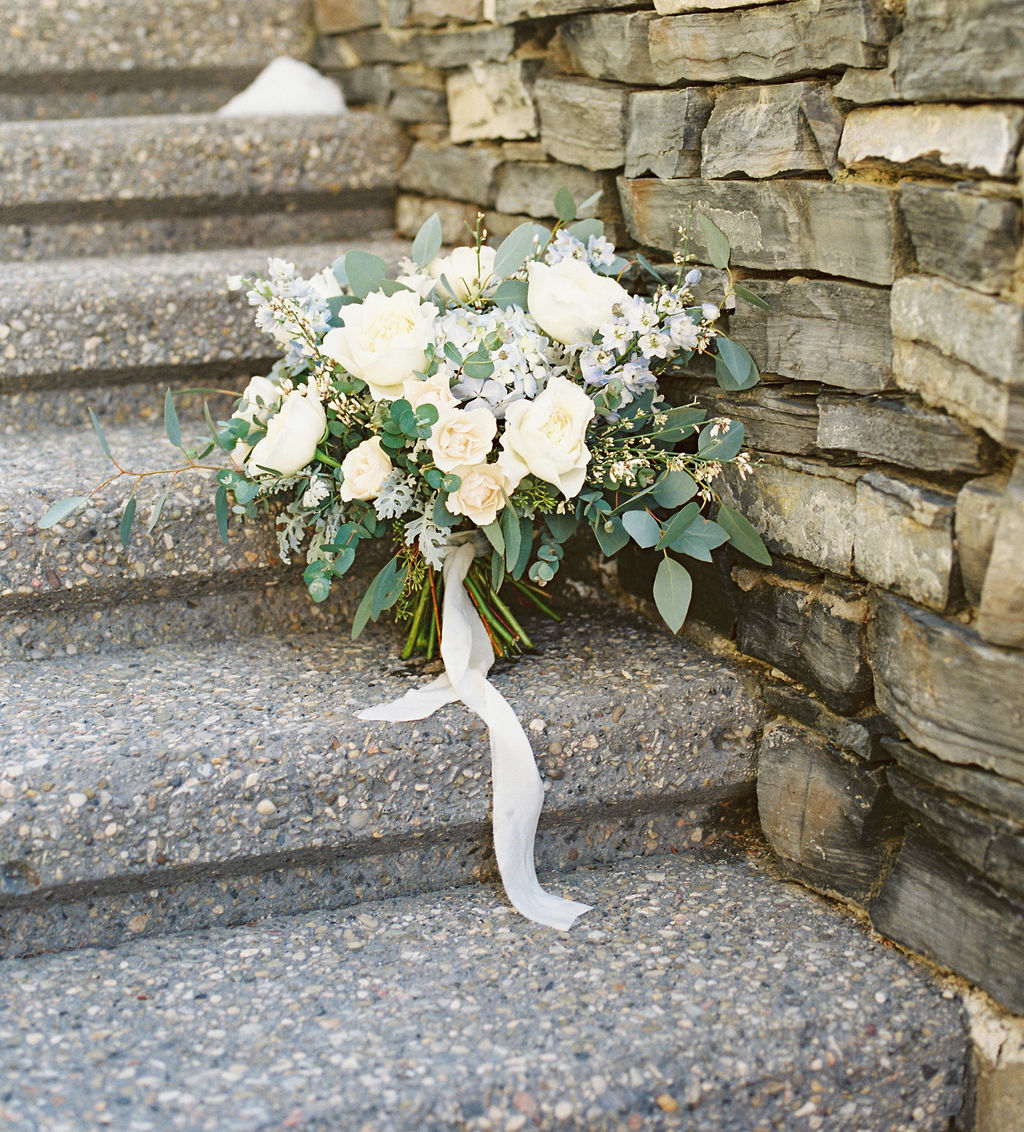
[403,372,458,413]
[446,462,509,527]
[321,289,438,401]
[247,389,327,477]
[499,375,595,499]
[427,405,497,473]
[339,436,393,502]
[526,257,629,347]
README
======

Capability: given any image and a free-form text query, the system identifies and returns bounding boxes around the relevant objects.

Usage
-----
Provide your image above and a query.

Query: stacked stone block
[314,0,1024,1034]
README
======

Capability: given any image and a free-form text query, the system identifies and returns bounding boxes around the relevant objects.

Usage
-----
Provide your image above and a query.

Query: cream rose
[526,257,629,347]
[321,290,438,401]
[403,372,457,413]
[427,405,497,474]
[247,390,327,477]
[446,463,509,528]
[427,245,498,302]
[231,375,283,462]
[499,375,595,499]
[339,436,393,502]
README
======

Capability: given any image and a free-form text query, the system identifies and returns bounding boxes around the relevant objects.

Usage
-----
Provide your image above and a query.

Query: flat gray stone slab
[0,0,314,78]
[0,111,404,219]
[0,240,405,393]
[0,851,969,1131]
[0,615,763,945]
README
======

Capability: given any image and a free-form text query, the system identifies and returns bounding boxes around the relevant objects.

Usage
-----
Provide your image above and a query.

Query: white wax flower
[403,372,458,413]
[248,389,327,477]
[446,462,509,527]
[427,405,497,474]
[427,245,498,302]
[339,436,393,502]
[499,375,595,499]
[321,290,438,401]
[526,257,629,348]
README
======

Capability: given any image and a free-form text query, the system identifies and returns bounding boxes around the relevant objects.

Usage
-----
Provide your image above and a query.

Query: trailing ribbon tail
[357,540,591,931]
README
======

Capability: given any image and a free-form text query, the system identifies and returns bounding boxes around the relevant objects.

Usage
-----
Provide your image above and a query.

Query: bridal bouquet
[43,188,768,929]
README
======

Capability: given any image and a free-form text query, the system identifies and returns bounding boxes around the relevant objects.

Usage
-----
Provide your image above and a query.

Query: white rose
[427,245,498,302]
[427,405,497,474]
[499,375,595,499]
[446,463,509,528]
[231,375,283,462]
[339,436,393,502]
[526,257,630,347]
[247,390,327,477]
[403,372,457,413]
[321,289,438,401]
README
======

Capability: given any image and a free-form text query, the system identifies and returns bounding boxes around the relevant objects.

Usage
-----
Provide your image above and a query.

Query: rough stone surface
[649,0,889,85]
[853,472,957,611]
[0,241,403,399]
[726,277,893,392]
[555,12,658,85]
[388,0,486,26]
[834,61,899,105]
[817,394,998,475]
[486,0,636,22]
[625,88,712,180]
[891,276,1024,448]
[799,82,846,177]
[758,720,902,902]
[765,684,896,764]
[839,104,1024,179]
[399,140,504,205]
[701,82,829,180]
[0,613,764,946]
[654,0,781,11]
[0,851,970,1131]
[496,162,616,222]
[0,0,315,76]
[872,829,1024,1015]
[733,566,873,714]
[315,0,382,33]
[956,472,1012,606]
[446,61,539,143]
[868,593,1024,785]
[896,0,1024,102]
[620,178,902,286]
[0,112,403,215]
[703,384,821,457]
[977,456,1024,646]
[396,193,482,242]
[535,75,632,172]
[715,456,860,577]
[900,183,1021,296]
[416,25,520,70]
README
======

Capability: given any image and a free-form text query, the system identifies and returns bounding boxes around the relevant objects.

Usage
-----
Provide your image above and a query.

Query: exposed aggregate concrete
[0,852,969,1131]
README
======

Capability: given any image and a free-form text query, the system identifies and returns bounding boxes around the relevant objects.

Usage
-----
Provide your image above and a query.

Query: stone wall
[313,0,1024,1018]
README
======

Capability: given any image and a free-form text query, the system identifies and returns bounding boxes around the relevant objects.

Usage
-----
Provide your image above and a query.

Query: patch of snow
[218,57,346,117]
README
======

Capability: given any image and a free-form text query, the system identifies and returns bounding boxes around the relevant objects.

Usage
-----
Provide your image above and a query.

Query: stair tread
[0,110,403,214]
[0,238,406,390]
[1,0,314,81]
[0,613,763,898]
[0,850,968,1131]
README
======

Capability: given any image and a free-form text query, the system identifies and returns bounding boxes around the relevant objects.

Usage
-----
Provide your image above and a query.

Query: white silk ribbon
[356,540,591,930]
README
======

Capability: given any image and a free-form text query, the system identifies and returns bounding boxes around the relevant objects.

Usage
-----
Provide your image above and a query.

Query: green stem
[401,580,430,660]
[482,579,534,650]
[510,578,562,622]
[464,575,518,649]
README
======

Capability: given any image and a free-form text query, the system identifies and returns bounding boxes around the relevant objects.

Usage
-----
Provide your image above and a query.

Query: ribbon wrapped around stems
[356,539,591,930]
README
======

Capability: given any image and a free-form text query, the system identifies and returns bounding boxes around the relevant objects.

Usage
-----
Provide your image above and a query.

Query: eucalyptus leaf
[411,212,443,268]
[593,516,629,557]
[696,214,731,270]
[554,185,576,222]
[733,283,770,311]
[545,513,578,541]
[511,516,532,579]
[653,556,692,633]
[164,390,182,449]
[371,557,408,618]
[303,561,332,604]
[493,222,548,277]
[652,469,698,508]
[655,502,700,550]
[120,496,137,549]
[39,495,89,529]
[88,408,112,462]
[214,484,229,544]
[146,491,169,535]
[577,189,602,216]
[345,249,388,299]
[491,548,505,592]
[482,520,505,557]
[622,509,661,548]
[697,419,745,462]
[433,494,460,528]
[501,503,522,571]
[715,336,759,392]
[491,278,529,310]
[668,517,728,562]
[717,503,772,565]
[567,218,603,243]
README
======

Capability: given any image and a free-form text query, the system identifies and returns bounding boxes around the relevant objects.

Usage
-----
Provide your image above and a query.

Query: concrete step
[0,0,314,121]
[0,110,405,261]
[0,850,969,1131]
[0,238,407,423]
[0,613,766,957]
